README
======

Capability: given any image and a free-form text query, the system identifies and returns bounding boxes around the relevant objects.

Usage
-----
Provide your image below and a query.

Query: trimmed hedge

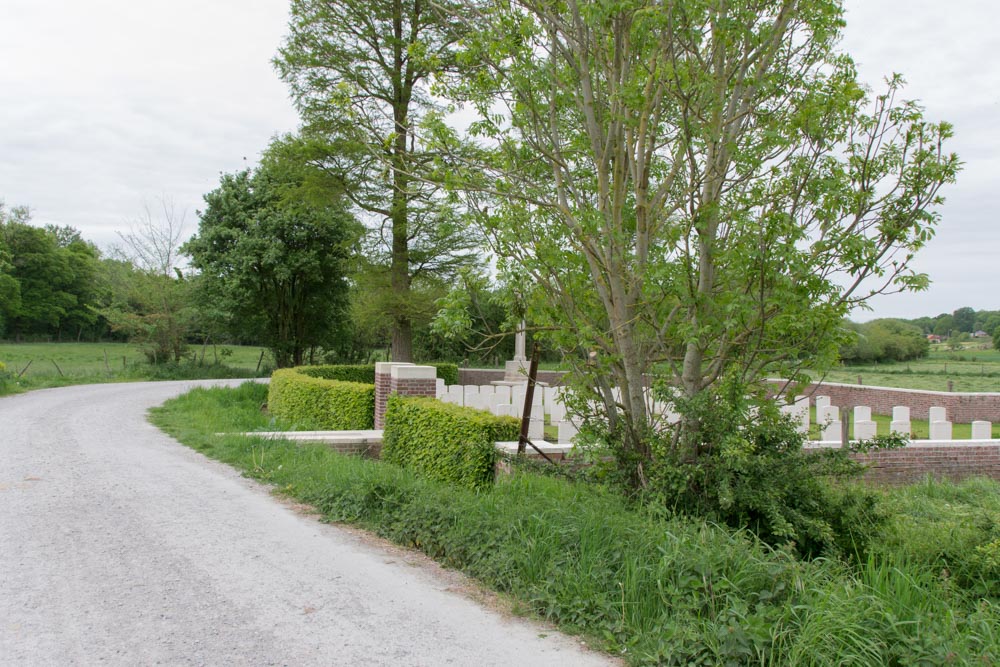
[382,396,519,490]
[424,362,459,386]
[295,364,376,384]
[295,362,458,385]
[268,368,375,430]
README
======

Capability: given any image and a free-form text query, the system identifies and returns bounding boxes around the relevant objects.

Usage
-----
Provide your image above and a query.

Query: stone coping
[804,439,1000,449]
[228,431,578,448]
[236,430,384,444]
[770,378,1000,398]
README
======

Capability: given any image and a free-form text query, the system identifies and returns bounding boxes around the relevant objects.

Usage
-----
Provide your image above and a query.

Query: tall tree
[183,143,360,368]
[0,203,102,341]
[432,0,958,484]
[274,0,479,361]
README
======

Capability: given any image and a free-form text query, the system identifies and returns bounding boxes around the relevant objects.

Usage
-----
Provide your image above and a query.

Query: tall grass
[151,383,1000,665]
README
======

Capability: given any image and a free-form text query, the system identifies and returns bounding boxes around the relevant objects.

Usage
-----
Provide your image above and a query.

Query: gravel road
[0,380,615,666]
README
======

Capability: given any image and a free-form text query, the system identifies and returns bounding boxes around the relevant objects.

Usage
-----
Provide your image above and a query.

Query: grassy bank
[151,383,1000,665]
[0,342,269,395]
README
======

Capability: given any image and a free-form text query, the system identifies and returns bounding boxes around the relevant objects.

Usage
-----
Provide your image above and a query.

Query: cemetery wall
[773,380,1000,422]
[850,444,1000,484]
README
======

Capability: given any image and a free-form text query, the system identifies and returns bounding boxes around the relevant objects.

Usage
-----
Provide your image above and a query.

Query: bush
[424,362,459,386]
[295,362,458,385]
[295,364,376,383]
[642,376,893,559]
[382,396,518,490]
[268,368,375,429]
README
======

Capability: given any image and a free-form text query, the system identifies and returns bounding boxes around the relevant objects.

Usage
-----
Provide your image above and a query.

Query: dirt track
[0,380,613,666]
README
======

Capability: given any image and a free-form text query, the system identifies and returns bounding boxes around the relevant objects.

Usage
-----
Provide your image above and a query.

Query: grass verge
[151,382,1000,666]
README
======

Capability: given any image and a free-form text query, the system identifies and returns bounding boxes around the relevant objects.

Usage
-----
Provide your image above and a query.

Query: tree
[0,203,102,341]
[274,0,479,361]
[952,306,976,333]
[183,143,360,368]
[100,197,195,362]
[433,0,958,485]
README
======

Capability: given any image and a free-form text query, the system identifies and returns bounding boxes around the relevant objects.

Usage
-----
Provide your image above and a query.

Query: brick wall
[851,445,1000,484]
[374,363,437,429]
[773,380,1000,423]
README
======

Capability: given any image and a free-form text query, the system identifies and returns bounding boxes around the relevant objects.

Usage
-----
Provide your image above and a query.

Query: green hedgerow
[382,396,518,490]
[268,368,375,430]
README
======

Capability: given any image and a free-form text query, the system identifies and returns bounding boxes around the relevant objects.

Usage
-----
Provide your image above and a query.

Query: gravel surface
[0,380,615,666]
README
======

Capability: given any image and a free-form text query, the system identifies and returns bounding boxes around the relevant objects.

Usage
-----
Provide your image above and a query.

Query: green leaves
[268,368,376,430]
[382,395,519,490]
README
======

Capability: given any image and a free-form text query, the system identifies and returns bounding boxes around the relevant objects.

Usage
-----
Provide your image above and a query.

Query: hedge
[268,368,375,430]
[382,396,519,490]
[295,364,376,384]
[294,362,458,386]
[424,362,459,386]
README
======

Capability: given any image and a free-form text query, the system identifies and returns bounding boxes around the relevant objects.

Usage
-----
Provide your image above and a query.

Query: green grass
[819,345,1000,392]
[150,383,1000,665]
[0,341,270,395]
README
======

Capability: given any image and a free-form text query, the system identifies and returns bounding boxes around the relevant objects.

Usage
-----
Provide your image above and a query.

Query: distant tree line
[839,307,1000,364]
[0,140,512,368]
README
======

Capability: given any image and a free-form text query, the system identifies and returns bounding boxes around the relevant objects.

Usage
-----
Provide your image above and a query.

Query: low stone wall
[852,444,1000,484]
[773,379,1000,423]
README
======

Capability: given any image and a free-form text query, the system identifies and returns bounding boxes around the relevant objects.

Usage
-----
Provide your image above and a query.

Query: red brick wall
[374,368,393,429]
[773,380,1000,423]
[374,366,438,429]
[852,445,1000,484]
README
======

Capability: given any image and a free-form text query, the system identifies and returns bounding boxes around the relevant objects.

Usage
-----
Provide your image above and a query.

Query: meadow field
[0,341,269,395]
[818,344,1000,393]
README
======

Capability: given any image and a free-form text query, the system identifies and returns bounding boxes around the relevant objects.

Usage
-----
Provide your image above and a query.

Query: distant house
[973,330,989,338]
[927,334,943,343]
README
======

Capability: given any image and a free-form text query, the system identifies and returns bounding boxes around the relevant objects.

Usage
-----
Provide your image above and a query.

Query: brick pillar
[373,364,438,429]
[374,362,411,429]
[389,364,438,400]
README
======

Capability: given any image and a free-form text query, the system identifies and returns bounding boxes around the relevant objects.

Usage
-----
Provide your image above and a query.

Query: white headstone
[929,406,947,423]
[436,378,446,399]
[854,406,872,423]
[819,405,840,424]
[892,406,910,422]
[557,420,578,444]
[494,385,511,406]
[445,385,464,405]
[815,395,831,411]
[549,401,566,424]
[463,385,481,409]
[494,403,513,417]
[822,420,842,442]
[854,420,877,440]
[528,417,544,440]
[972,421,992,440]
[929,420,952,441]
[478,385,496,411]
[890,420,911,437]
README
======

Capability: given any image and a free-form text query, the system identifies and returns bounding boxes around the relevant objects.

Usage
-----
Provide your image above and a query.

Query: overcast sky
[1,0,995,321]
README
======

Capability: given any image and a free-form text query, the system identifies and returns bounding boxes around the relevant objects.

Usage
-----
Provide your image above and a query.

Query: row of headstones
[436,382,584,443]
[780,395,995,441]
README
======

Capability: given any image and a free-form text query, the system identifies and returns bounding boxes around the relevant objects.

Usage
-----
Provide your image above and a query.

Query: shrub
[382,396,518,490]
[639,375,893,559]
[295,362,458,385]
[295,364,376,383]
[423,362,459,386]
[268,368,375,429]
